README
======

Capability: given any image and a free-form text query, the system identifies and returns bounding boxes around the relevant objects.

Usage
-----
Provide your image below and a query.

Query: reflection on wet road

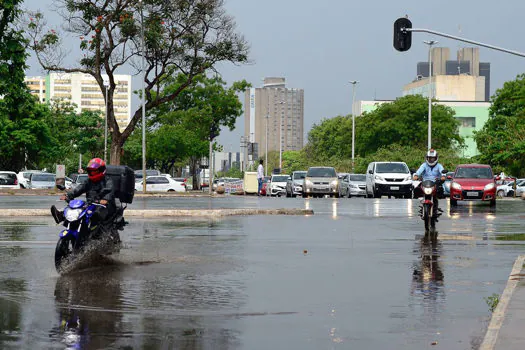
[0,197,524,349]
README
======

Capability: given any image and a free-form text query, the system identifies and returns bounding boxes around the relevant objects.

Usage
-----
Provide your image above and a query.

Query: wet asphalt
[0,196,524,349]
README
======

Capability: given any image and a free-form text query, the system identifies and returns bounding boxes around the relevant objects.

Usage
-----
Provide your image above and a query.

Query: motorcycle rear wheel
[423,205,436,232]
[54,237,75,272]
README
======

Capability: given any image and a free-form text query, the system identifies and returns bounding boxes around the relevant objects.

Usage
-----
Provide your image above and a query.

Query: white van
[365,161,413,198]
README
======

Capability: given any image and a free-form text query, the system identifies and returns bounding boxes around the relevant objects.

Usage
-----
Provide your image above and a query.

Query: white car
[17,170,44,189]
[497,179,525,197]
[135,175,186,192]
[269,174,290,196]
[0,171,20,189]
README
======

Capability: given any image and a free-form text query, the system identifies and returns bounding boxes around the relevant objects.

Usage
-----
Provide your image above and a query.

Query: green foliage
[355,95,463,156]
[484,293,499,313]
[474,74,525,177]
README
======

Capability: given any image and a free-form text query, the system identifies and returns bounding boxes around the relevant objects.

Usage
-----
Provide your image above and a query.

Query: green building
[359,100,490,158]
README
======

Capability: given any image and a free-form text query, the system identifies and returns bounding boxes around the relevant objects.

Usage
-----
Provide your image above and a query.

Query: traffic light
[393,17,412,52]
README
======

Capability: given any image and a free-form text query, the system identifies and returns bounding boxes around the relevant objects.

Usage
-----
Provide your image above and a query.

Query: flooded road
[0,197,524,349]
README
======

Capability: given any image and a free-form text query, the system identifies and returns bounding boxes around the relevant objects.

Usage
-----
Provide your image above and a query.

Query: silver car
[28,173,56,189]
[303,166,339,198]
[286,171,307,197]
[340,173,366,198]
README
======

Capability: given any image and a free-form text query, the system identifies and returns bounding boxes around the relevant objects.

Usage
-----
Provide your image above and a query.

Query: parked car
[286,171,307,197]
[269,174,290,197]
[17,170,44,189]
[303,166,339,198]
[344,173,367,198]
[135,175,186,192]
[70,174,89,189]
[365,161,412,198]
[442,171,455,197]
[28,172,56,189]
[0,171,20,189]
[134,169,162,182]
[449,164,496,206]
[497,178,525,197]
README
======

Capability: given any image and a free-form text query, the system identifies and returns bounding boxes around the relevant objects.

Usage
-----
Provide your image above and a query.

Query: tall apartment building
[405,47,490,102]
[244,77,304,161]
[25,72,132,130]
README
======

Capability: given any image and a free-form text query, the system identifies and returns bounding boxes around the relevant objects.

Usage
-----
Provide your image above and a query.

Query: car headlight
[350,184,359,188]
[330,180,339,187]
[374,175,384,181]
[451,182,462,190]
[484,183,495,191]
[64,208,82,221]
[423,187,433,195]
[404,176,411,181]
[305,179,313,188]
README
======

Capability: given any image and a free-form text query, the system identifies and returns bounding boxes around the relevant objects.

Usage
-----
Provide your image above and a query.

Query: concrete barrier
[0,208,314,217]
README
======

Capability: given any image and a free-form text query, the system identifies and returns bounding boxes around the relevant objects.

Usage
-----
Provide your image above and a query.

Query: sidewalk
[480,255,525,350]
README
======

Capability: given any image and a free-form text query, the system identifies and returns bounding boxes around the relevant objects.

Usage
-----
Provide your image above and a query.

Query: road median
[0,208,314,217]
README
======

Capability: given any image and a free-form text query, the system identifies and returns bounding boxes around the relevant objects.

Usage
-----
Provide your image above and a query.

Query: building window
[457,116,476,128]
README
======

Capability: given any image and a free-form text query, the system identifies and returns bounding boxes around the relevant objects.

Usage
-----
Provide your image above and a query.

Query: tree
[355,95,464,156]
[26,0,249,165]
[474,75,525,176]
[304,115,352,161]
[0,0,53,171]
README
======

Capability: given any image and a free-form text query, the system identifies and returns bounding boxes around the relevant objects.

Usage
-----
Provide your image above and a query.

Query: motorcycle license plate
[390,186,399,190]
[466,191,478,196]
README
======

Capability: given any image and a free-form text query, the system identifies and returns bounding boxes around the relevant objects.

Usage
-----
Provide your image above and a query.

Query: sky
[23,0,525,153]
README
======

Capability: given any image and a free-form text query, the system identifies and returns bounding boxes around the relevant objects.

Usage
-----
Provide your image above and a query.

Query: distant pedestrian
[257,159,264,196]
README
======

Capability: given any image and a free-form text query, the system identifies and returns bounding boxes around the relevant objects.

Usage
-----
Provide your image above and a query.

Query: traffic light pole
[404,27,525,58]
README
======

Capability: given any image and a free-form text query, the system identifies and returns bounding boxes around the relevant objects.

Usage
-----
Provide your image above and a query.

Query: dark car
[449,164,496,206]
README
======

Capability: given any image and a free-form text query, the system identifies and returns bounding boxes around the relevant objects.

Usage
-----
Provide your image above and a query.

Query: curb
[0,208,314,218]
[480,255,525,350]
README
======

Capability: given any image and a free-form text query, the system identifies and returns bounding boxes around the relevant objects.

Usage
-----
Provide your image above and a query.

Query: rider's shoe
[50,205,64,224]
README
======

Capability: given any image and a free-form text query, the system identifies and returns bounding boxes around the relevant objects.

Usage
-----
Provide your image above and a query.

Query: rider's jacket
[66,176,116,217]
[415,162,445,181]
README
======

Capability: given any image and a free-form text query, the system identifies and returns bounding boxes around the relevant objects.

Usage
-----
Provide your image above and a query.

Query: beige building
[25,72,132,130]
[403,75,486,101]
[244,77,304,162]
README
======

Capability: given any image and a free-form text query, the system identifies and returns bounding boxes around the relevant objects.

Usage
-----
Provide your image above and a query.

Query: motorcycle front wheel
[54,236,75,272]
[423,204,435,232]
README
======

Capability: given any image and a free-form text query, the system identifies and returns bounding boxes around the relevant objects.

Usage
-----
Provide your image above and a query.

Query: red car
[449,164,496,206]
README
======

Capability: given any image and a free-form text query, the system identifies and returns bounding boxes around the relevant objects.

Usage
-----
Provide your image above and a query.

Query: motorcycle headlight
[451,182,462,190]
[484,183,495,191]
[374,175,385,181]
[64,208,82,221]
[423,187,433,195]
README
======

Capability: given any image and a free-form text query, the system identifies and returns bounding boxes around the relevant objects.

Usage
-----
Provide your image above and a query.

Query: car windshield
[77,175,88,183]
[293,172,306,180]
[272,175,289,182]
[350,174,366,182]
[307,168,336,177]
[375,163,409,174]
[455,167,492,179]
[31,174,55,182]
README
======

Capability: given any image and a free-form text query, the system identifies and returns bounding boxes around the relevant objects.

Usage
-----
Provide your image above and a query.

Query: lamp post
[278,100,285,173]
[103,77,109,163]
[349,80,359,173]
[139,0,147,193]
[423,40,438,150]
[265,113,270,177]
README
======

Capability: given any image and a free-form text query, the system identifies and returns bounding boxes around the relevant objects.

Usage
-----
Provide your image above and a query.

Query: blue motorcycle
[54,194,126,272]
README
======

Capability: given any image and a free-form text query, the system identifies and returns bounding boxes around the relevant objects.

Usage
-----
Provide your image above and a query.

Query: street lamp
[265,113,270,177]
[278,100,285,173]
[139,0,147,193]
[423,40,438,150]
[349,80,359,173]
[103,77,109,163]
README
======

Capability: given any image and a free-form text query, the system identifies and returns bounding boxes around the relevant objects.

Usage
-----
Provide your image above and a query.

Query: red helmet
[86,158,106,182]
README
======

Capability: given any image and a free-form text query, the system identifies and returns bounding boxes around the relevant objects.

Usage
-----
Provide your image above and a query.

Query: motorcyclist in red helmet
[51,158,116,233]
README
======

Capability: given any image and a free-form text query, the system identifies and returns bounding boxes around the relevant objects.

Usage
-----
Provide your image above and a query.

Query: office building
[25,72,132,129]
[405,47,490,102]
[244,77,304,163]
